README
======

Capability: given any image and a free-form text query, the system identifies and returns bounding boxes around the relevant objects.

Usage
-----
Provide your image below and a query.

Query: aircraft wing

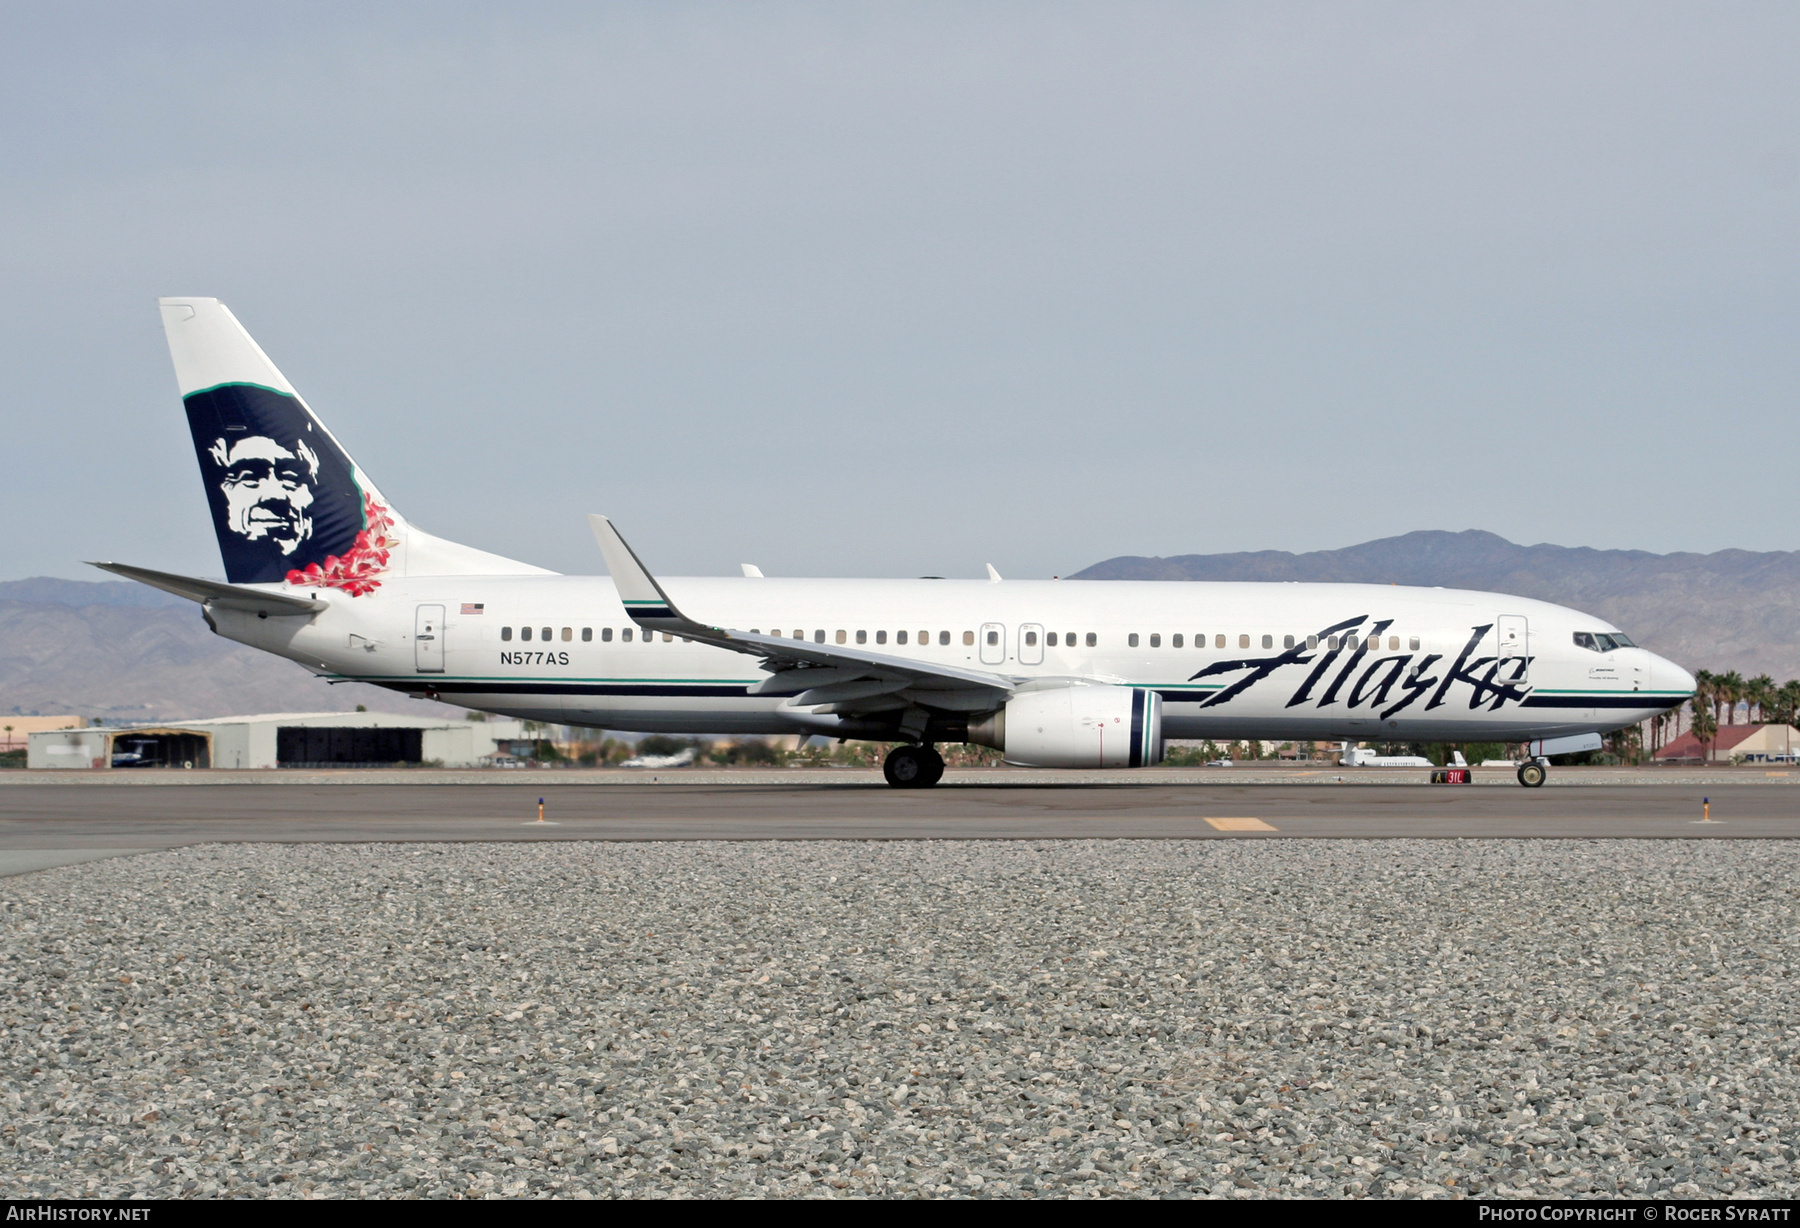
[588,515,1015,713]
[88,562,324,616]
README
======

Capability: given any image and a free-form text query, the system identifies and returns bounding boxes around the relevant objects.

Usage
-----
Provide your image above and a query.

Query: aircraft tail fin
[157,299,550,592]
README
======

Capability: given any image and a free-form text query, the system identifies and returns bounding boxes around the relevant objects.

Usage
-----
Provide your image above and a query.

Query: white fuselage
[210,574,1693,744]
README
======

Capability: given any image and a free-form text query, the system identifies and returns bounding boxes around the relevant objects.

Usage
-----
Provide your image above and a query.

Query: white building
[29,712,527,770]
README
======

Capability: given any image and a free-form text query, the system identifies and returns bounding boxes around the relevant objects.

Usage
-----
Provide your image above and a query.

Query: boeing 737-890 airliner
[95,299,1694,787]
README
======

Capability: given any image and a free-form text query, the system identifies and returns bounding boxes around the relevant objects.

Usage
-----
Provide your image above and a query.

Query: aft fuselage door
[1018,623,1044,666]
[415,604,445,673]
[979,622,1006,665]
[1496,614,1528,683]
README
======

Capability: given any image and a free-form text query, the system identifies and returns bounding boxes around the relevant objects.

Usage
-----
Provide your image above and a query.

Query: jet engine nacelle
[967,685,1164,768]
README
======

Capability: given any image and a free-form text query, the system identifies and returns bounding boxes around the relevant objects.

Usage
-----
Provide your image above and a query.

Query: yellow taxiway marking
[1204,817,1278,832]
[1768,772,1790,777]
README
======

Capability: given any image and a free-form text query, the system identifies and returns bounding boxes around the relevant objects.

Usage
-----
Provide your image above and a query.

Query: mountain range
[4,530,1792,720]
[0,578,462,721]
[1071,530,1799,682]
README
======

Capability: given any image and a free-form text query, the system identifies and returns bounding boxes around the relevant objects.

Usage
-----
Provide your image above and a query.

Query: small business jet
[95,299,1694,787]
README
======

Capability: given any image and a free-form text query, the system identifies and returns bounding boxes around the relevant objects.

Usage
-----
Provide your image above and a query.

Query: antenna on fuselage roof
[741,564,764,578]
[986,563,1003,583]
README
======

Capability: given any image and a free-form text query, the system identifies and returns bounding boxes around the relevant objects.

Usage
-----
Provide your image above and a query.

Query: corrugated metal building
[29,712,527,770]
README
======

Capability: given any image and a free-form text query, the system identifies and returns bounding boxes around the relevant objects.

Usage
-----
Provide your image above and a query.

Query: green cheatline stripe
[345,675,761,684]
[182,380,293,399]
[334,674,1224,689]
[1533,688,1691,696]
[621,600,667,607]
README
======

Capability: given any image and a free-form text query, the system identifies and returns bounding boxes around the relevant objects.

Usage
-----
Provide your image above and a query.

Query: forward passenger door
[1496,614,1528,684]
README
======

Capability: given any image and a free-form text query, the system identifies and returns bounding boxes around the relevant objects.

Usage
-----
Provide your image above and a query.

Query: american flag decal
[461,603,484,615]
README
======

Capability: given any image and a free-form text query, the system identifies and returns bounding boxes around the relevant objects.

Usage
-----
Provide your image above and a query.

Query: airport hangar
[27,711,528,770]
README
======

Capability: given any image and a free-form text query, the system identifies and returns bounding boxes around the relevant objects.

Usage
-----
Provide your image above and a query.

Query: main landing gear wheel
[884,744,945,788]
[1517,761,1547,788]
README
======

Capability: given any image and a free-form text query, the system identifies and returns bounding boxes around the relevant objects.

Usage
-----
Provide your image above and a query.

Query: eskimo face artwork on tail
[183,383,397,594]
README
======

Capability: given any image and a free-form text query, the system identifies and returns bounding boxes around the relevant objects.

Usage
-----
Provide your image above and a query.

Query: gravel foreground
[3,840,1798,1200]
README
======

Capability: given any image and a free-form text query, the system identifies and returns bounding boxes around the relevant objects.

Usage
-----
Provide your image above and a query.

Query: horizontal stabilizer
[87,562,323,616]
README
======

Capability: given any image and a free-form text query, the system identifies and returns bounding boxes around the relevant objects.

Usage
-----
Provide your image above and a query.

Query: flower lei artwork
[285,493,398,597]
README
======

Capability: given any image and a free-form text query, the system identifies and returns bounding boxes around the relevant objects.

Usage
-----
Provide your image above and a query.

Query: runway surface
[1,778,1795,870]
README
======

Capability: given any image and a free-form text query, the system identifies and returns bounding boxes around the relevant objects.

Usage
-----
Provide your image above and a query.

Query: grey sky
[3,2,1796,583]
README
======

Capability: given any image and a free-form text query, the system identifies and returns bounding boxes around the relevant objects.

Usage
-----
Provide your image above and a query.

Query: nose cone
[1656,656,1696,698]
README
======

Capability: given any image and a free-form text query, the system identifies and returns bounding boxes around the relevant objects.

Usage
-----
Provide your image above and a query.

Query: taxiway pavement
[1,777,1795,872]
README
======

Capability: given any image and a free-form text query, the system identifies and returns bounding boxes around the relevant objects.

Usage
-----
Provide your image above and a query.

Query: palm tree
[1691,670,1713,738]
[1690,700,1719,762]
[1749,675,1776,724]
[1780,680,1800,727]
[1716,671,1745,727]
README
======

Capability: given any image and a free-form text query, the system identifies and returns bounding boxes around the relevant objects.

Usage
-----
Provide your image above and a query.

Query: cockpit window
[1574,631,1635,653]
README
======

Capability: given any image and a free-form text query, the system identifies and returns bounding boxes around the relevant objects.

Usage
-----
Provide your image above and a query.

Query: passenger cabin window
[1284,635,1295,649]
[562,627,573,642]
[897,631,908,645]
[1046,632,1057,647]
[521,626,532,641]
[600,627,612,642]
[875,630,886,644]
[962,631,974,646]
[1409,636,1419,651]
[836,630,847,644]
[1240,634,1251,649]
[1214,634,1225,649]
[1085,632,1097,647]
[501,626,513,642]
[985,630,999,646]
[1307,635,1318,650]
[1149,633,1160,648]
[1261,634,1273,649]
[1065,631,1076,645]
[1128,633,1140,648]
[794,630,805,640]
[1172,634,1183,648]
[621,628,633,642]
[856,630,867,644]
[1327,636,1339,651]
[1024,630,1038,647]
[940,631,952,646]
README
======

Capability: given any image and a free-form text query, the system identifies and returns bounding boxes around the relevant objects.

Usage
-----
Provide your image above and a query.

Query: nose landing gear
[884,744,945,788]
[1517,759,1548,788]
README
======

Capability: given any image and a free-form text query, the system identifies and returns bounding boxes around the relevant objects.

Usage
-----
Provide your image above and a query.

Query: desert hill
[1072,530,1800,682]
[0,578,463,721]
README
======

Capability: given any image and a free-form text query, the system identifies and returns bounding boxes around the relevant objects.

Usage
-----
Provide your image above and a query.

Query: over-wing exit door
[1497,614,1528,683]
[415,605,445,673]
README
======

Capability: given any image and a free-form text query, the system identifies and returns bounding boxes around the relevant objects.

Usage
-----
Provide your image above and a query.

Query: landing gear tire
[884,744,944,789]
[918,745,945,787]
[1517,761,1547,788]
